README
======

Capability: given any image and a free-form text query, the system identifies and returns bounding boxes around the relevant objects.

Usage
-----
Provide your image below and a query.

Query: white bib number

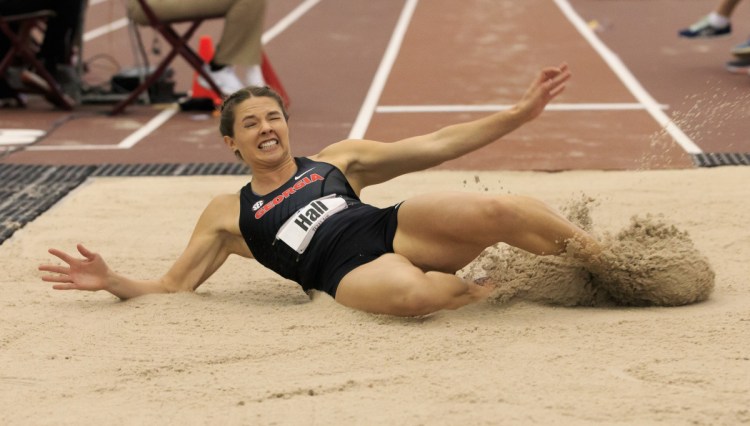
[275,195,348,254]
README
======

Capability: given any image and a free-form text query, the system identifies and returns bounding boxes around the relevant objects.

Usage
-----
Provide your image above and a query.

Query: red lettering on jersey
[254,173,326,219]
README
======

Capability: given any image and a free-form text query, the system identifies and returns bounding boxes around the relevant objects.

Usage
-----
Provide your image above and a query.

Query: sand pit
[2,167,749,424]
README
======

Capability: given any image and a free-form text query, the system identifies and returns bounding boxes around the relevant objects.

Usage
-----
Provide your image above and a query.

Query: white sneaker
[246,65,265,87]
[199,64,244,94]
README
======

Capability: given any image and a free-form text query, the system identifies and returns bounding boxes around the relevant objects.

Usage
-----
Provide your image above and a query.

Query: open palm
[39,244,110,291]
[516,63,571,122]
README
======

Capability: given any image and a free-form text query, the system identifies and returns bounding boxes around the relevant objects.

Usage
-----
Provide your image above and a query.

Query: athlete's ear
[223,135,236,152]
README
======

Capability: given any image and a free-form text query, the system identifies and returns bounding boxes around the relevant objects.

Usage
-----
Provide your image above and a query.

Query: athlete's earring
[233,150,243,161]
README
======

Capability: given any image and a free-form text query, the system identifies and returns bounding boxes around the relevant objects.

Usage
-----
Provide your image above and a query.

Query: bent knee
[480,195,528,228]
[393,288,442,316]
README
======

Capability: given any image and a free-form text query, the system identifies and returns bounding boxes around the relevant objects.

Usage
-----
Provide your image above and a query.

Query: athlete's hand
[514,63,571,122]
[39,244,110,292]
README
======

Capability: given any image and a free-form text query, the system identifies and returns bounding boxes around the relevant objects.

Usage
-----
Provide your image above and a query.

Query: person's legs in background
[212,0,266,87]
[127,0,267,93]
[0,0,80,106]
[39,0,85,103]
[677,0,750,73]
[678,0,741,37]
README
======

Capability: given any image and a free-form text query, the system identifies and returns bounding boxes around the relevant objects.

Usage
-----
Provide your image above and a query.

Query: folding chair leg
[0,17,73,110]
[110,46,180,115]
[171,30,230,98]
[261,51,290,108]
[110,20,227,114]
[27,64,74,110]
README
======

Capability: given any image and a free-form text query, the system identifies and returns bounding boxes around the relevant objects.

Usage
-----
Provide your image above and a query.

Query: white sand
[2,167,749,425]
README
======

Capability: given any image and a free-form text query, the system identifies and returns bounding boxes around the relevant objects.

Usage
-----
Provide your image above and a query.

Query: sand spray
[461,195,715,307]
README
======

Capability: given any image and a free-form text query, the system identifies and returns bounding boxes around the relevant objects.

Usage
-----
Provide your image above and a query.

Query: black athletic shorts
[297,202,401,297]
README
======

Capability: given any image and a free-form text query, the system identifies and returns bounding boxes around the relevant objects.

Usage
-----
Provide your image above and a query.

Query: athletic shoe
[725,58,750,74]
[198,64,244,94]
[246,64,265,87]
[678,16,731,38]
[730,38,750,56]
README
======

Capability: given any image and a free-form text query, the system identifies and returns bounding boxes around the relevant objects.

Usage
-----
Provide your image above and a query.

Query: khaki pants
[127,0,266,66]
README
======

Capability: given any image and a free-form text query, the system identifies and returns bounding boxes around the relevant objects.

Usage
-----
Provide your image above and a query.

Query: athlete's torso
[238,157,362,286]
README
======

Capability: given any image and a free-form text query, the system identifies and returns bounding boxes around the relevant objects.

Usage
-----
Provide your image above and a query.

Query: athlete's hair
[218,86,289,138]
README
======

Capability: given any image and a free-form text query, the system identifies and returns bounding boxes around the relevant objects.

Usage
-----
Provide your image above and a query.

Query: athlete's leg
[393,192,599,273]
[335,253,494,316]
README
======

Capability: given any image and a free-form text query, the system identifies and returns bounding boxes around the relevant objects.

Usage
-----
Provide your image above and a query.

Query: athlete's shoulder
[312,139,371,172]
[200,193,251,257]
[209,193,240,208]
[201,193,241,234]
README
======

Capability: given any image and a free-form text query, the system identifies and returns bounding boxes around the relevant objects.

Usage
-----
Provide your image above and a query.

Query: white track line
[553,0,702,154]
[0,129,46,137]
[1,129,45,146]
[262,0,321,44]
[349,0,419,139]
[27,145,123,151]
[376,103,668,113]
[27,108,178,151]
[118,107,178,148]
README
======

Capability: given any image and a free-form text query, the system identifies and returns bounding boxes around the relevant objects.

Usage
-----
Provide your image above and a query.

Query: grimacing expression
[224,96,290,164]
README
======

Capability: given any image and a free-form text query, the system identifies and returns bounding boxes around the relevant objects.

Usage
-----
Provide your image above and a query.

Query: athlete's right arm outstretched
[38,194,252,300]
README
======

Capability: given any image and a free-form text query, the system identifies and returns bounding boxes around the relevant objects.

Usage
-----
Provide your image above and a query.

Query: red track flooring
[1,0,748,170]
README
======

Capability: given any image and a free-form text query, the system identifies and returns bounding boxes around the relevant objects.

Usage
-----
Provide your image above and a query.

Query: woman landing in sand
[39,64,601,317]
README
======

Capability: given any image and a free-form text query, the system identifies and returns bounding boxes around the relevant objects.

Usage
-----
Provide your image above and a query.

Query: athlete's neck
[249,157,298,195]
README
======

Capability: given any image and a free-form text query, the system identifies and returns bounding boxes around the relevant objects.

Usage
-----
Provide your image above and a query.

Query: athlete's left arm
[317,64,571,190]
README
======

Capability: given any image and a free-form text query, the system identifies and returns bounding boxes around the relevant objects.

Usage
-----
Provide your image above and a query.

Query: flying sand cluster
[463,197,715,307]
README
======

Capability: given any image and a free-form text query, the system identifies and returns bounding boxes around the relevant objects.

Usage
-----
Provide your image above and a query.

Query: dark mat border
[0,162,249,245]
[691,153,750,167]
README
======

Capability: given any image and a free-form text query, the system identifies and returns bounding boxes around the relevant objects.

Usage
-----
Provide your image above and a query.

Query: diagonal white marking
[553,0,702,154]
[348,0,419,140]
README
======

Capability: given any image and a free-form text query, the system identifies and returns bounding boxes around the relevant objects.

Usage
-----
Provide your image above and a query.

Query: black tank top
[239,157,362,288]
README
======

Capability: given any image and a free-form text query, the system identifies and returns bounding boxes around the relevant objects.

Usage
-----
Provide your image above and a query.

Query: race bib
[275,195,348,254]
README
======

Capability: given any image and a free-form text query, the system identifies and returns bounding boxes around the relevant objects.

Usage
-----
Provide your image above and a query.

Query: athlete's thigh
[393,191,507,272]
[335,253,428,316]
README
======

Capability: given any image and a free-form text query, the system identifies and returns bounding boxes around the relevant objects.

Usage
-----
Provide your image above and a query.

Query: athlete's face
[224,96,290,166]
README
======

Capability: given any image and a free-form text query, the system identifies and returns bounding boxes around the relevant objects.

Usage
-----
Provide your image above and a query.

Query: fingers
[540,67,571,97]
[548,84,567,99]
[41,274,73,284]
[538,66,563,81]
[41,245,97,291]
[39,263,72,285]
[550,71,571,93]
[41,248,76,288]
[52,283,78,290]
[48,248,75,264]
[539,64,572,84]
[77,243,97,261]
[38,264,70,275]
